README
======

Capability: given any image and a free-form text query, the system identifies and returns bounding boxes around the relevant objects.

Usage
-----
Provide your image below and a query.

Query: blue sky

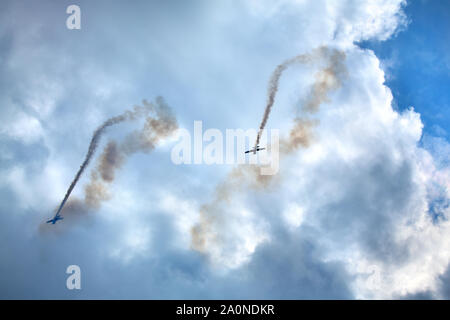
[0,0,449,299]
[360,0,450,139]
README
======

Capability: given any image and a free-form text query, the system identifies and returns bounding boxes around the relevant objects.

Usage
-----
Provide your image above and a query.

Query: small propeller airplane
[46,213,63,224]
[245,145,266,154]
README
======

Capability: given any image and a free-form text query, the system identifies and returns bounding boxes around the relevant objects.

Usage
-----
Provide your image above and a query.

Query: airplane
[46,214,64,224]
[245,145,266,154]
[46,197,67,225]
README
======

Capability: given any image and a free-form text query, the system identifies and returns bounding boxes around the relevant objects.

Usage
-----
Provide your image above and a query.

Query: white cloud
[109,224,151,264]
[158,193,199,249]
[244,0,407,46]
[1,0,449,299]
[1,111,44,144]
[277,47,450,298]
[282,203,305,229]
[185,35,449,299]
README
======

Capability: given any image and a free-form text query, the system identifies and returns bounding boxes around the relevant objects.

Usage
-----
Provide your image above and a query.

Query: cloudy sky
[0,0,449,299]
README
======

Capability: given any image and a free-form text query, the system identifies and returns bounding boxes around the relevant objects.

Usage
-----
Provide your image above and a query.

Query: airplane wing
[46,214,63,224]
[245,146,265,154]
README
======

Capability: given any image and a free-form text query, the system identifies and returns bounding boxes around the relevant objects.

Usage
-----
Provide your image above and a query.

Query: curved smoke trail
[254,54,311,148]
[254,47,338,148]
[52,103,154,218]
[192,47,348,262]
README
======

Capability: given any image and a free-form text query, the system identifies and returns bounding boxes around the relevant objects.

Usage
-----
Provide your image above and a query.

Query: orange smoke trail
[192,47,348,259]
[50,97,178,221]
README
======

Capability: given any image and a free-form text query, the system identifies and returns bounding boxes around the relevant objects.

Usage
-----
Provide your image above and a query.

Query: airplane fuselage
[245,146,266,154]
[46,215,63,224]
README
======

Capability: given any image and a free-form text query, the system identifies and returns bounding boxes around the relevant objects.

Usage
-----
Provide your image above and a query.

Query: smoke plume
[255,47,346,148]
[51,97,177,219]
[83,97,178,209]
[191,47,348,261]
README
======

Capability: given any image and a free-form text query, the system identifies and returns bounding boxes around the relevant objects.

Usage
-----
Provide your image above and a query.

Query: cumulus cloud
[1,112,44,144]
[0,0,449,300]
[181,43,449,298]
[245,0,408,44]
